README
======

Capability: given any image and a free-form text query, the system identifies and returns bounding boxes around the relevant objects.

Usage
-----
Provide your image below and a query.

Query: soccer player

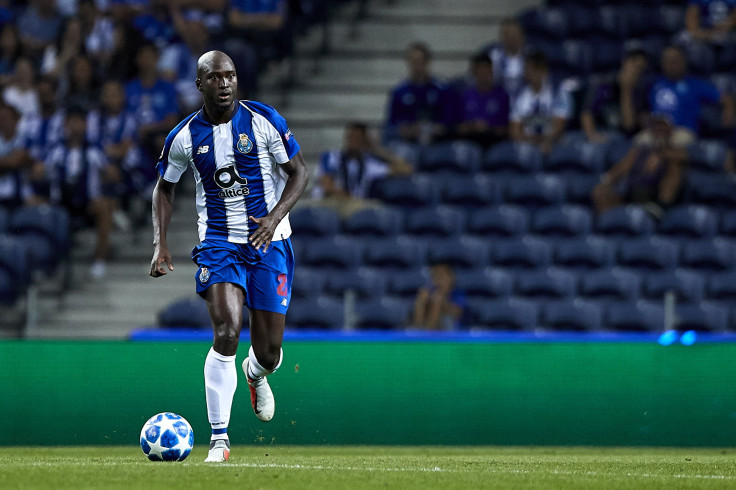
[149,50,308,463]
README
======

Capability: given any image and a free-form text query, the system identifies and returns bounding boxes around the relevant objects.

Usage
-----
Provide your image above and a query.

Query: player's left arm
[249,151,309,252]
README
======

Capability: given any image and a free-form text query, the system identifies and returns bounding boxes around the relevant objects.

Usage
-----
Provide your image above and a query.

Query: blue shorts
[191,238,294,314]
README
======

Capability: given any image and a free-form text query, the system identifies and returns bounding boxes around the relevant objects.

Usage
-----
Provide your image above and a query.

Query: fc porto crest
[199,267,210,283]
[236,133,253,154]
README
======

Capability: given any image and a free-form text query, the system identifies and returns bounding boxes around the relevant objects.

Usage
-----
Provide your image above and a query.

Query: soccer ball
[140,412,194,461]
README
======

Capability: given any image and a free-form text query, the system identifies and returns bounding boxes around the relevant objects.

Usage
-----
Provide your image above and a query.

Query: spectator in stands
[487,18,527,102]
[312,122,412,217]
[17,0,62,57]
[0,24,21,87]
[65,55,99,112]
[2,57,39,117]
[132,0,176,49]
[78,0,116,65]
[386,42,452,145]
[19,76,65,164]
[646,45,734,140]
[412,263,467,330]
[683,0,736,45]
[591,114,687,217]
[510,51,571,154]
[0,103,33,209]
[227,0,292,65]
[42,107,117,278]
[457,52,510,148]
[580,48,650,142]
[103,23,141,82]
[40,17,84,79]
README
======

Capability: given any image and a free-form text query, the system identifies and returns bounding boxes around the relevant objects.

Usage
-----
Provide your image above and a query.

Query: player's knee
[213,324,239,347]
[254,346,281,371]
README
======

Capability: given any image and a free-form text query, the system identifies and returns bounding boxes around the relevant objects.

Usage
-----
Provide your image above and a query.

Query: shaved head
[196,50,238,123]
[197,50,235,79]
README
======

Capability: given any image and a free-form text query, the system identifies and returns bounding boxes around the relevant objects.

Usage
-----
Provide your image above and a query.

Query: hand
[249,214,280,252]
[150,246,174,277]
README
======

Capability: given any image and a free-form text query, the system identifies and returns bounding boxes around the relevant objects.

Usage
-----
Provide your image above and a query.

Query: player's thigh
[205,282,245,329]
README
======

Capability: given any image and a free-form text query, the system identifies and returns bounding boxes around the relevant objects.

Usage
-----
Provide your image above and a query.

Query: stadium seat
[492,237,553,269]
[287,295,344,329]
[426,236,491,269]
[617,236,678,271]
[716,41,736,71]
[404,205,466,237]
[301,236,362,269]
[385,268,430,298]
[545,39,593,77]
[0,205,7,233]
[531,205,593,237]
[514,267,577,299]
[354,297,411,329]
[342,206,404,237]
[588,37,624,73]
[455,268,513,299]
[441,174,499,208]
[363,236,427,269]
[680,238,736,271]
[0,236,29,305]
[688,140,729,173]
[157,296,212,328]
[419,140,483,174]
[685,41,716,76]
[579,267,641,301]
[658,205,718,238]
[288,206,340,238]
[707,272,736,300]
[504,174,565,208]
[564,174,598,205]
[13,235,58,276]
[554,236,615,269]
[10,205,70,252]
[545,140,606,174]
[483,141,543,174]
[541,299,603,331]
[519,7,569,40]
[373,175,439,207]
[605,301,664,332]
[687,173,736,208]
[468,297,539,330]
[292,267,326,298]
[595,205,656,237]
[562,5,597,37]
[644,270,705,303]
[323,267,386,299]
[604,139,633,170]
[386,140,422,168]
[721,210,736,236]
[594,6,627,40]
[675,303,729,332]
[466,205,529,237]
[655,4,686,35]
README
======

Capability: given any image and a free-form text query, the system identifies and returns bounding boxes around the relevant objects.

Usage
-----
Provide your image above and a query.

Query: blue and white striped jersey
[157,100,300,244]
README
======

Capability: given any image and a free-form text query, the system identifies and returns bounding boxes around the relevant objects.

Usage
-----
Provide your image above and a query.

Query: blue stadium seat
[292,267,326,298]
[659,205,717,238]
[514,267,577,299]
[355,297,411,329]
[675,303,729,332]
[386,141,422,167]
[455,268,513,299]
[721,210,736,236]
[617,237,678,271]
[520,7,569,40]
[545,39,593,77]
[717,41,736,71]
[504,175,565,208]
[427,236,490,269]
[564,174,598,205]
[595,205,656,237]
[468,297,539,330]
[483,142,543,174]
[687,173,736,208]
[466,205,529,237]
[158,296,212,328]
[324,267,386,299]
[531,205,592,237]
[0,205,7,233]
[688,140,728,173]
[404,205,466,237]
[604,139,633,170]
[680,238,736,271]
[287,296,344,329]
[342,206,404,237]
[289,206,340,238]
[363,236,427,269]
[685,41,716,76]
[644,270,705,303]
[0,236,29,305]
[385,268,430,298]
[562,5,597,37]
[655,5,686,35]
[301,236,362,269]
[698,104,730,139]
[492,237,553,269]
[541,299,603,331]
[373,175,439,207]
[707,272,736,300]
[441,174,499,208]
[605,301,664,332]
[419,141,482,174]
[13,235,58,275]
[10,205,70,252]
[580,267,641,301]
[554,236,615,269]
[545,140,607,174]
[588,38,624,73]
[594,6,627,40]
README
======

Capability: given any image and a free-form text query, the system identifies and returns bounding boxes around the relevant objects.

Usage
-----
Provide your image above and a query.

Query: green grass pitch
[2,446,736,489]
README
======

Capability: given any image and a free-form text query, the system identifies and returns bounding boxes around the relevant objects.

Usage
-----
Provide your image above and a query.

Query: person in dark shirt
[457,53,510,147]
[412,263,467,331]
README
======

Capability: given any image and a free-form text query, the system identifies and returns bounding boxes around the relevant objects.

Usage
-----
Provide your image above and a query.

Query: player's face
[198,61,238,113]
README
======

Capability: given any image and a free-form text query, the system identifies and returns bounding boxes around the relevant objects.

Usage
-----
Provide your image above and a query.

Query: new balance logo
[197,145,210,154]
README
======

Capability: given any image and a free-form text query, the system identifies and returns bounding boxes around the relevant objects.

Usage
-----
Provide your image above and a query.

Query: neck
[203,102,236,125]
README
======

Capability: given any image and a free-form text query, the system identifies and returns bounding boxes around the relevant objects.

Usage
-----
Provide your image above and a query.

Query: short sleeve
[156,124,191,183]
[264,110,301,164]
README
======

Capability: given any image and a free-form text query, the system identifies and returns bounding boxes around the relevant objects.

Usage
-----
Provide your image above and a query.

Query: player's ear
[195,78,202,92]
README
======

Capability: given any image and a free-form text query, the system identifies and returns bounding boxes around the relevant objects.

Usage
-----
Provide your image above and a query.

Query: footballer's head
[197,50,238,114]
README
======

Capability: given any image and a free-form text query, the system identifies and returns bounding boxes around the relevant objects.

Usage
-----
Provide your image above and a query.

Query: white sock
[247,345,283,379]
[204,347,237,434]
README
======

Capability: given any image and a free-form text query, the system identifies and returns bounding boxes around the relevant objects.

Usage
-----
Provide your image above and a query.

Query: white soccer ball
[140,412,194,462]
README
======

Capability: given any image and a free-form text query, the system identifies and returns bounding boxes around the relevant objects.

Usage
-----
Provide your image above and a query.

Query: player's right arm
[150,177,177,277]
